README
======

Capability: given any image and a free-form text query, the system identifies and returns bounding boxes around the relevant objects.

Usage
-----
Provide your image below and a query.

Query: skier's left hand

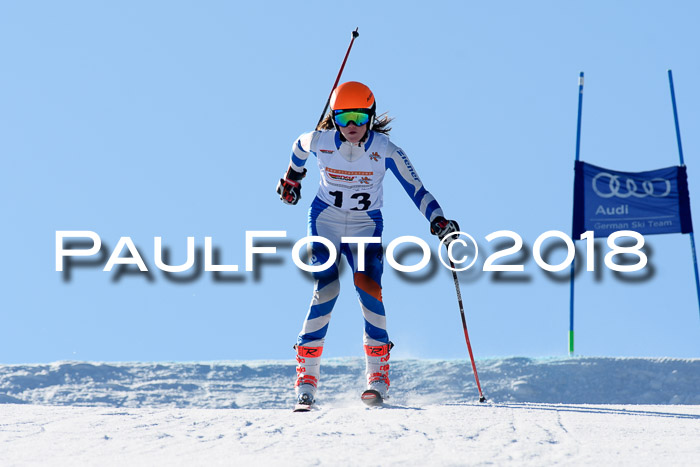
[430,216,460,245]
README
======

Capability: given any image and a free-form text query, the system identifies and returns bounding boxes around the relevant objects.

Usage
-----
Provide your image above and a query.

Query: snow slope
[1,357,699,465]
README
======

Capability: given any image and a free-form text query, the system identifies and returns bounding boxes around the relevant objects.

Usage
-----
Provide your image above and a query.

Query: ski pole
[316,27,360,129]
[449,259,486,403]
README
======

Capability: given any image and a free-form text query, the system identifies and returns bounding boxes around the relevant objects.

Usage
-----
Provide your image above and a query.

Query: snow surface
[1,357,699,465]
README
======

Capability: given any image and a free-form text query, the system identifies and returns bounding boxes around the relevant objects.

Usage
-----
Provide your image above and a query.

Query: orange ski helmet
[330,81,376,112]
[330,81,377,131]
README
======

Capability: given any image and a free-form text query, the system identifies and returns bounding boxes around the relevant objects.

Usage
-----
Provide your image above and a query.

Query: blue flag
[573,161,693,238]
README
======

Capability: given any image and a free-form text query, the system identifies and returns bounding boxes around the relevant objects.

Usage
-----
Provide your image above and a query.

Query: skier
[277,81,459,408]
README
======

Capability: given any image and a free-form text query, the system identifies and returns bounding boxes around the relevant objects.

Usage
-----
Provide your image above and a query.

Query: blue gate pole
[668,69,700,319]
[569,71,585,355]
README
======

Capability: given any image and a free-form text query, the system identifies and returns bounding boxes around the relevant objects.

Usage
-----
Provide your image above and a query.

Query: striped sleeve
[289,131,320,172]
[385,143,444,222]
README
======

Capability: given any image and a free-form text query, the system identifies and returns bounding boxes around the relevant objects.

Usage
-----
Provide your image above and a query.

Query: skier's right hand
[276,166,307,205]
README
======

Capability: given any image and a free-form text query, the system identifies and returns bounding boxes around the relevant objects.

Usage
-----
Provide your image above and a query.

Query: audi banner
[572,161,693,238]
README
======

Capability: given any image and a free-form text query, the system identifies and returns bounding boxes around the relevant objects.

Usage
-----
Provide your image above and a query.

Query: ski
[293,393,315,412]
[293,403,314,412]
[361,389,384,407]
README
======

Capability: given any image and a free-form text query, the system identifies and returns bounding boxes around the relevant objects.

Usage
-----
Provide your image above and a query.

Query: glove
[276,166,307,205]
[430,216,460,244]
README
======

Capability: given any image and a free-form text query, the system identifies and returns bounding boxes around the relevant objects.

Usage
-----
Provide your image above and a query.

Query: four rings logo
[592,172,671,198]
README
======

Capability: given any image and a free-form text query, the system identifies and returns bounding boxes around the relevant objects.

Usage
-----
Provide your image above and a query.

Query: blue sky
[2,1,699,363]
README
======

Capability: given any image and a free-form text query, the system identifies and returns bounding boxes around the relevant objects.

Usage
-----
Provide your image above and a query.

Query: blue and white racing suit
[289,129,444,395]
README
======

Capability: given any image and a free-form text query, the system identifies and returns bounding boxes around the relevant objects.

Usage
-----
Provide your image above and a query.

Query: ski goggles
[333,109,372,127]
